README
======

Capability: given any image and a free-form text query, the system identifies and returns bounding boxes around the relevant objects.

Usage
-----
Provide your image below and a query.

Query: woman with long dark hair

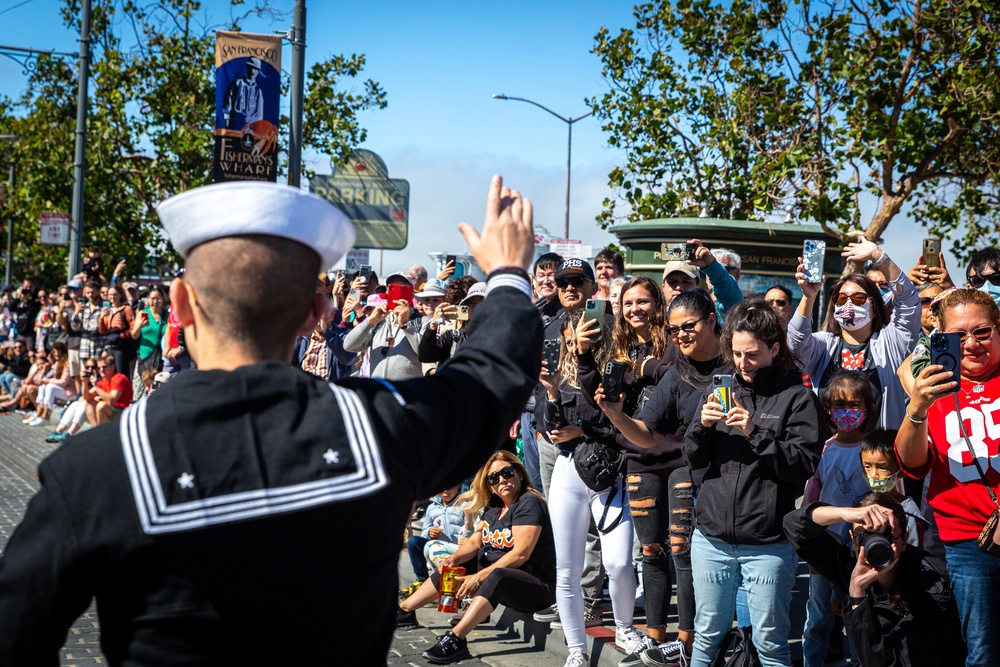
[596,288,728,665]
[789,237,920,428]
[130,285,168,400]
[684,300,826,667]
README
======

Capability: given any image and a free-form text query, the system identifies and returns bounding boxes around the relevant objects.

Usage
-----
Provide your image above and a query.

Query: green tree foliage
[591,0,1000,262]
[0,0,386,286]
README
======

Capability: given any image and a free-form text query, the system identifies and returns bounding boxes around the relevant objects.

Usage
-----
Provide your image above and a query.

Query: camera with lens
[859,528,895,570]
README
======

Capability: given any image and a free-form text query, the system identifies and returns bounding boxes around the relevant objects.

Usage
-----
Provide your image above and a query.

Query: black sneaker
[396,606,418,630]
[422,631,471,664]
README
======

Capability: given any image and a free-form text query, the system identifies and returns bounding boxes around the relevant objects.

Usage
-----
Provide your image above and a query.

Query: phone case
[542,339,561,373]
[712,375,733,414]
[923,238,941,268]
[602,361,627,400]
[802,240,826,283]
[583,300,606,333]
[930,333,961,395]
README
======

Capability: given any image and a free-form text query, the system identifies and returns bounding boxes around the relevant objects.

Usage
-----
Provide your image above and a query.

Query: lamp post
[492,94,593,239]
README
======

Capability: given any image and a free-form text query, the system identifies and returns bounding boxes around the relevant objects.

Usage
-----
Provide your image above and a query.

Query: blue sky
[0,0,928,278]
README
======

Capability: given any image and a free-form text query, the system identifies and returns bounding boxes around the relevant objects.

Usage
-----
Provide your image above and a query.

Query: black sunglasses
[486,465,517,486]
[556,276,588,289]
[968,273,1000,289]
[919,296,935,307]
[667,316,705,337]
[765,298,788,307]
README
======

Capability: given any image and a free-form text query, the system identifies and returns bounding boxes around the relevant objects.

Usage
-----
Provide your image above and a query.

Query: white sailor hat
[156,182,355,269]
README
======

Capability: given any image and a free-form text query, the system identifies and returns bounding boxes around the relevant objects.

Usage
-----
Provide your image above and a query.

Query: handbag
[953,394,1000,558]
[572,440,626,493]
[708,626,760,667]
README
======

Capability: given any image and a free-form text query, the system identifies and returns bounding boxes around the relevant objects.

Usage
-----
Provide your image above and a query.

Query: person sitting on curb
[84,353,133,425]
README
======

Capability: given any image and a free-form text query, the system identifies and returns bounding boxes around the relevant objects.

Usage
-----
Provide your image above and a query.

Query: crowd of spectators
[2,235,998,667]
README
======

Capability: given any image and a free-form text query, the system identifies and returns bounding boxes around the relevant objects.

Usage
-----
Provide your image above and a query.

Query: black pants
[431,565,555,614]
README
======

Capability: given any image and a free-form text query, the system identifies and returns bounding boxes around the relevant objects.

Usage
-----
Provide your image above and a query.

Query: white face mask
[834,300,872,332]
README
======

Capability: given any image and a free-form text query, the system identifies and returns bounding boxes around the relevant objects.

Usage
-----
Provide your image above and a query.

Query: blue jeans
[944,539,1000,667]
[520,411,542,490]
[690,530,798,667]
[0,371,17,396]
[802,573,849,667]
[407,535,430,582]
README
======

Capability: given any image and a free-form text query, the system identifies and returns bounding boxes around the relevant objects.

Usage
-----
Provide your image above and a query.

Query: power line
[0,0,34,18]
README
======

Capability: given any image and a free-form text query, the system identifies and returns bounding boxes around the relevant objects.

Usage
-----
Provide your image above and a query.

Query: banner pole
[288,0,306,188]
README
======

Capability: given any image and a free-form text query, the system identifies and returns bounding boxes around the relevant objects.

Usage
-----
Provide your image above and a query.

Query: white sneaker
[28,416,48,427]
[640,639,689,667]
[564,650,589,667]
[615,625,646,655]
[22,415,35,424]
[533,605,558,623]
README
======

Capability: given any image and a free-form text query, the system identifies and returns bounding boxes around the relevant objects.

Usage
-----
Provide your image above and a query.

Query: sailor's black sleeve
[342,283,542,500]
[0,459,95,665]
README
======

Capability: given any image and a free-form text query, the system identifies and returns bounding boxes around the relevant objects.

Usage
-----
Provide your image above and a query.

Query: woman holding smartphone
[596,289,728,666]
[683,301,825,667]
[129,286,168,400]
[540,312,645,667]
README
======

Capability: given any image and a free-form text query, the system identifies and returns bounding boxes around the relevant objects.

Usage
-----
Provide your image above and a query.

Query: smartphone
[349,288,362,303]
[445,254,456,268]
[102,300,111,309]
[712,374,733,414]
[583,299,607,334]
[386,284,413,305]
[923,238,941,269]
[929,332,961,395]
[542,338,561,374]
[359,264,373,281]
[77,297,87,304]
[802,239,826,283]
[686,242,698,262]
[661,242,687,261]
[602,361,628,400]
[456,305,470,321]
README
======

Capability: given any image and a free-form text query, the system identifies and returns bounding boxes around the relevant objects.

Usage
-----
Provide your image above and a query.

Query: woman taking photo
[130,286,168,399]
[98,284,135,381]
[543,312,644,667]
[396,451,556,665]
[896,288,1000,666]
[789,237,921,429]
[593,286,719,665]
[683,300,826,667]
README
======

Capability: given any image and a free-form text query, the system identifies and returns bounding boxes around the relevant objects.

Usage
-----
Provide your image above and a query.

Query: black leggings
[431,565,555,613]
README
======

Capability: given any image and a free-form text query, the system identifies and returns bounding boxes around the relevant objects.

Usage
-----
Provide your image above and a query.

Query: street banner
[310,150,409,250]
[39,212,70,246]
[213,31,282,183]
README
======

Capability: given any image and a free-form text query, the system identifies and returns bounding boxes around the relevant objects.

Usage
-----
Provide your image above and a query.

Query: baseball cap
[554,258,595,283]
[415,279,447,298]
[385,272,412,286]
[662,261,700,281]
[460,282,487,305]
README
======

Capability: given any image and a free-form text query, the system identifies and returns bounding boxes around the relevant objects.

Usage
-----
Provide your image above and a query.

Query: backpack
[708,627,760,667]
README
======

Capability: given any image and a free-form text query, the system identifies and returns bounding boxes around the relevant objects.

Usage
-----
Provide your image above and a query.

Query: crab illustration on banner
[213,31,282,183]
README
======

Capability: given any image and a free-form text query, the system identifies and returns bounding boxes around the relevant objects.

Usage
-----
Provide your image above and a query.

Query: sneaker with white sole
[422,631,471,664]
[615,625,646,655]
[552,607,602,629]
[564,650,589,667]
[533,604,558,623]
[27,416,48,426]
[619,635,658,667]
[640,639,689,667]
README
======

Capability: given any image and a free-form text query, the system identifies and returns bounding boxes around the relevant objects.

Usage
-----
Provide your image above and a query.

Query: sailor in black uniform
[0,176,542,666]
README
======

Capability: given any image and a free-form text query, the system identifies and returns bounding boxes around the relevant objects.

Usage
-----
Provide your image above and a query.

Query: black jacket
[577,342,675,473]
[683,364,826,544]
[0,285,541,666]
[784,503,965,667]
[542,382,606,452]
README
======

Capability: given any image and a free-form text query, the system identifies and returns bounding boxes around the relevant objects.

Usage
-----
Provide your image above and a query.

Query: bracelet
[906,411,927,425]
[872,249,889,267]
[848,595,866,607]
[488,266,530,282]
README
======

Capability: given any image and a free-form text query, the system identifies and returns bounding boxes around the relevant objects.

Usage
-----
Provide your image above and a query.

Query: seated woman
[396,450,556,665]
[1,349,51,414]
[783,492,964,667]
[26,342,75,426]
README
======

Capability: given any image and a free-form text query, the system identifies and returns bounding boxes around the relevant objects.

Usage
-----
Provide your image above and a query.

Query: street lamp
[492,94,593,239]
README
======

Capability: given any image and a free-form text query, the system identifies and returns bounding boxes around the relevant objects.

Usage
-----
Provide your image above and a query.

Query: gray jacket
[343,315,423,380]
[786,271,920,429]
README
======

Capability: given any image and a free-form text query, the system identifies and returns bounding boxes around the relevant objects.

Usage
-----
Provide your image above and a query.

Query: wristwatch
[848,595,866,610]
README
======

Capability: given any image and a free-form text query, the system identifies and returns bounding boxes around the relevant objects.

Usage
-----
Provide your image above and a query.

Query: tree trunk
[843,195,906,275]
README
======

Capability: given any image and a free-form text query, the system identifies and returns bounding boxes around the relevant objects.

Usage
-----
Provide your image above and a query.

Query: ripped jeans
[625,466,695,632]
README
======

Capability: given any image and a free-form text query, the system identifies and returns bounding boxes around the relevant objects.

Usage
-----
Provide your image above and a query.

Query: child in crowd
[403,485,466,595]
[802,371,877,667]
[860,429,928,549]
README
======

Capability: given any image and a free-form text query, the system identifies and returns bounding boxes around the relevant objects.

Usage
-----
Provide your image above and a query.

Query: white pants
[59,399,88,427]
[37,384,70,409]
[549,453,635,653]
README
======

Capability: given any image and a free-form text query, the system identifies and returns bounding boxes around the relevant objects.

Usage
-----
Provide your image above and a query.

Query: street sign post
[40,212,70,246]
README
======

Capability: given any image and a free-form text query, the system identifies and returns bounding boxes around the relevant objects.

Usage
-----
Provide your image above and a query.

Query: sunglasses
[556,275,588,289]
[765,298,788,307]
[919,296,935,307]
[486,465,517,487]
[968,273,1000,289]
[949,326,996,345]
[834,292,870,307]
[667,316,704,337]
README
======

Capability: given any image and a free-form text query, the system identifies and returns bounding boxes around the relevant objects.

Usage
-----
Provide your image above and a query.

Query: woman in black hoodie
[684,300,826,667]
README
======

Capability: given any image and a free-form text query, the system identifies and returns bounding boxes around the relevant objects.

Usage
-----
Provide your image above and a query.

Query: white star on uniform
[322,449,339,465]
[177,472,195,489]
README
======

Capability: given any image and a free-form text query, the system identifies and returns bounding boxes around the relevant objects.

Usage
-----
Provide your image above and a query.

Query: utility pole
[287,0,306,188]
[3,163,13,288]
[67,0,92,281]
